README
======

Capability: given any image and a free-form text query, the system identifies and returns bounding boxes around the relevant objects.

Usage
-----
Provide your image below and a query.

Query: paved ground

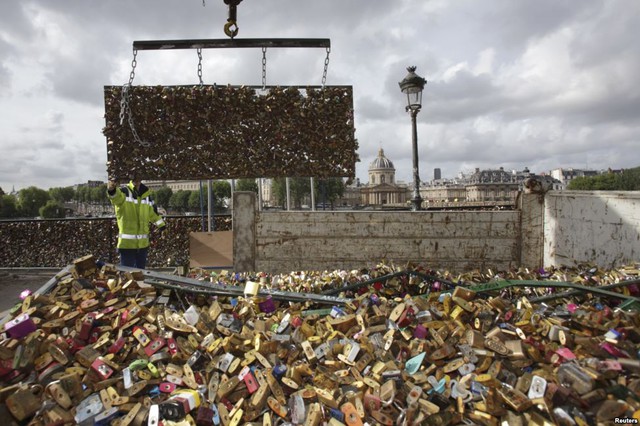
[0,269,58,319]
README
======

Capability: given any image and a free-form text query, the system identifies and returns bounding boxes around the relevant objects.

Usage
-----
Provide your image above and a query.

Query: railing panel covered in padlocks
[104,85,357,180]
[0,216,231,268]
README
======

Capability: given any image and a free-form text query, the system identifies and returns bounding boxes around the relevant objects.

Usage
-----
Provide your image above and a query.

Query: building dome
[368,148,396,187]
[369,148,395,171]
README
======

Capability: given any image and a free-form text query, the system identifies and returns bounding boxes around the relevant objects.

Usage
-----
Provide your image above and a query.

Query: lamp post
[399,66,427,211]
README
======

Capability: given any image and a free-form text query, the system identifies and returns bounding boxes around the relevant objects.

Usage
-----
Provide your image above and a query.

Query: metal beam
[117,266,351,306]
[469,279,640,302]
[133,38,330,51]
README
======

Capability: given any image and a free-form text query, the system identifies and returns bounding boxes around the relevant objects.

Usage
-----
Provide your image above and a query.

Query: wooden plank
[189,231,233,268]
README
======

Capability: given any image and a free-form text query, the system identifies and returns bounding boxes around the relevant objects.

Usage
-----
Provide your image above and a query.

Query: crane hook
[223,0,242,39]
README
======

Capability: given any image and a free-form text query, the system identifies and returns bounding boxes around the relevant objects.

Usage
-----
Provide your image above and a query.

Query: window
[381,175,385,183]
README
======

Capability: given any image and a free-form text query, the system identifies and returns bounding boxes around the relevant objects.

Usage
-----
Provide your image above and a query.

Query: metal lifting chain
[197,48,204,86]
[261,47,267,91]
[119,48,149,148]
[321,46,331,88]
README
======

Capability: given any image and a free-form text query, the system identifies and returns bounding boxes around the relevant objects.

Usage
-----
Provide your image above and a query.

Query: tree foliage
[211,181,231,210]
[269,177,346,208]
[154,186,173,209]
[18,186,50,217]
[40,200,66,218]
[272,178,311,208]
[0,194,19,218]
[314,178,345,207]
[236,178,258,193]
[567,167,640,190]
[188,189,205,211]
[169,190,190,212]
[49,186,75,203]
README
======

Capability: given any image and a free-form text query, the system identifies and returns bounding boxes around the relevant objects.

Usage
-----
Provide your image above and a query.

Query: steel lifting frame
[133,38,330,51]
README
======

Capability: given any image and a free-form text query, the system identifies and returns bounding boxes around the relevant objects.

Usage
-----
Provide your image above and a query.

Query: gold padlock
[6,385,43,421]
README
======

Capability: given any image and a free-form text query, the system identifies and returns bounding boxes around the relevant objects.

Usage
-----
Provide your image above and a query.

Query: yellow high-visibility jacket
[107,181,166,249]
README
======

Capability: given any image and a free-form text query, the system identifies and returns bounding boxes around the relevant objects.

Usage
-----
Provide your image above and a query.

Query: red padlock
[243,371,259,394]
[397,307,415,328]
[78,313,95,341]
[145,337,166,357]
[108,337,126,354]
[167,338,178,356]
[91,358,114,380]
[159,382,177,393]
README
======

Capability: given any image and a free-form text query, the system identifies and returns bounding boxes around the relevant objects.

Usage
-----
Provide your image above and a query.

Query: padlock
[78,312,96,341]
[132,325,150,346]
[527,375,547,399]
[108,336,126,354]
[160,399,188,421]
[341,401,363,426]
[144,336,166,357]
[497,386,532,412]
[305,402,323,426]
[91,356,115,380]
[160,382,177,393]
[6,385,43,421]
[556,363,594,395]
[243,369,259,393]
[267,396,288,418]
[4,313,37,339]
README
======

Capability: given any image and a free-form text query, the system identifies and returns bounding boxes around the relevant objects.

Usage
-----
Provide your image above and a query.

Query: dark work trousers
[118,247,149,269]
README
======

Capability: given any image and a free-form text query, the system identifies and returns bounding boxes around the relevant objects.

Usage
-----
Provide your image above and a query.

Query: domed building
[360,149,408,206]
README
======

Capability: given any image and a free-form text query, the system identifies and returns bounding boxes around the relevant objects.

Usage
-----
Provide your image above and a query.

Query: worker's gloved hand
[158,226,167,235]
[107,181,116,192]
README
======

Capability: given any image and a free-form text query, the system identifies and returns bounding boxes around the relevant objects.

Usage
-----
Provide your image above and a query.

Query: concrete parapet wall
[234,194,523,273]
[543,191,640,268]
[232,191,640,273]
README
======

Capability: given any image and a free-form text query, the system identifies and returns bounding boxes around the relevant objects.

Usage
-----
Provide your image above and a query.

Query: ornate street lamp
[399,66,427,211]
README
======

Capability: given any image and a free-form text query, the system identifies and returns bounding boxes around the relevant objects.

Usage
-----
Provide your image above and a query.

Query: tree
[618,167,640,190]
[75,186,90,203]
[0,194,19,218]
[18,186,50,217]
[188,189,206,211]
[211,181,231,210]
[169,190,190,212]
[91,185,109,205]
[272,177,311,208]
[49,186,75,203]
[40,200,66,218]
[154,186,173,209]
[236,179,258,193]
[567,167,640,190]
[315,178,345,208]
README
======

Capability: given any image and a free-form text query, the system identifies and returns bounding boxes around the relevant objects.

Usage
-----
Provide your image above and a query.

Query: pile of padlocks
[1,255,640,425]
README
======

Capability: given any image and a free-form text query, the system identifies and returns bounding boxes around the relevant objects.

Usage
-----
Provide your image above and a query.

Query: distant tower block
[434,168,441,180]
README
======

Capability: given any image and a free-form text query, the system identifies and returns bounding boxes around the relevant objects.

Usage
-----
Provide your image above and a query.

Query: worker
[107,176,166,268]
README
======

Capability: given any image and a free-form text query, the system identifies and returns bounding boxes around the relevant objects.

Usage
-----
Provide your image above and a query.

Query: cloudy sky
[1,0,639,192]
